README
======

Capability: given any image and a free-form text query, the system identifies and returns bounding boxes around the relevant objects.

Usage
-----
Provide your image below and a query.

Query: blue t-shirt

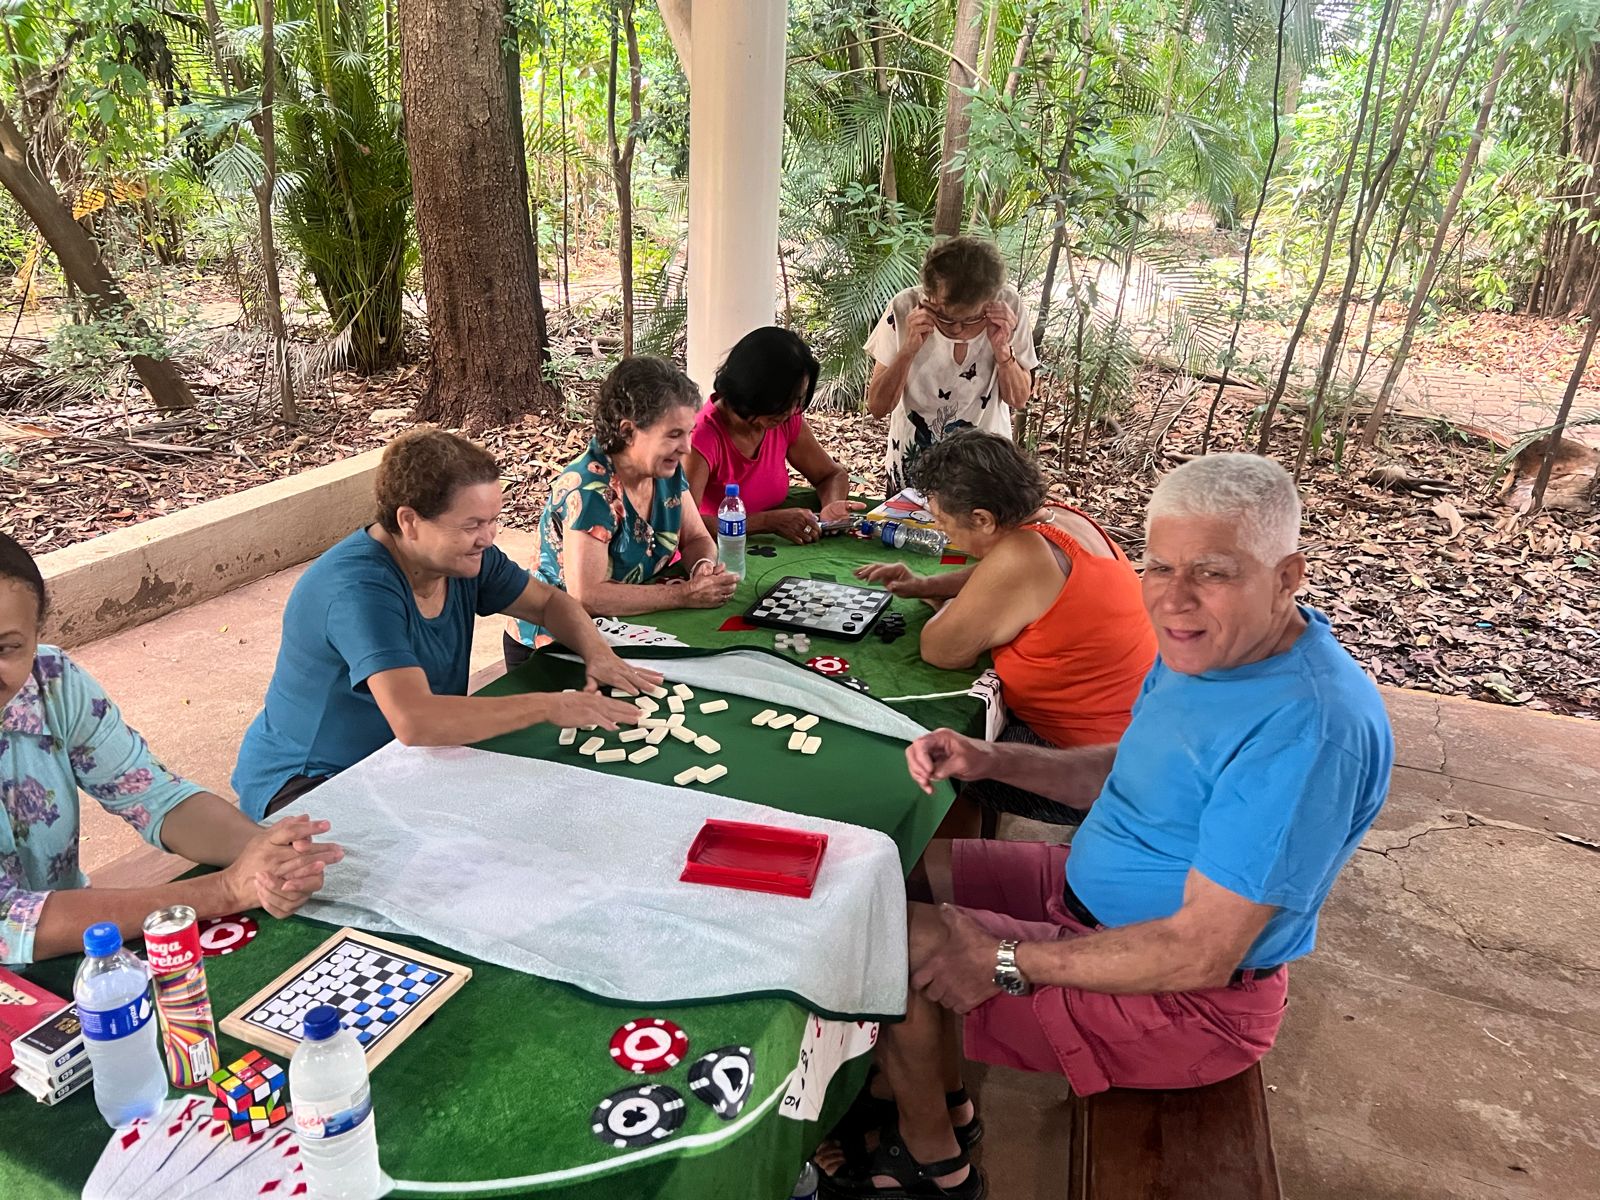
[1066,607,1393,968]
[232,529,530,818]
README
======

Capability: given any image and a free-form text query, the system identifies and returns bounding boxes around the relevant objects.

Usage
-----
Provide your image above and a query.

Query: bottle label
[79,991,155,1041]
[294,1082,373,1141]
[718,516,746,538]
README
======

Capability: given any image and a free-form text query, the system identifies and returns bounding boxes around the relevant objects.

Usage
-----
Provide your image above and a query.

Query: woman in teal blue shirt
[506,357,736,665]
[234,429,660,818]
[0,534,342,964]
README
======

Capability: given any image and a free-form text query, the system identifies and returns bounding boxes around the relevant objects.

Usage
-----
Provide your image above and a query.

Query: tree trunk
[932,0,984,237]
[254,0,297,424]
[1546,49,1600,315]
[871,16,897,207]
[0,107,196,409]
[399,0,557,429]
[1531,291,1600,509]
[608,0,642,355]
[1361,9,1525,447]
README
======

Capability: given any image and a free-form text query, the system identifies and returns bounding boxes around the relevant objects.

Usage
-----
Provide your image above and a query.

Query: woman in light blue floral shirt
[1,535,344,965]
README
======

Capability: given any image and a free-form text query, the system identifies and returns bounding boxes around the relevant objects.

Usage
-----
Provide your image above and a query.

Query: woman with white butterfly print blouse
[864,237,1039,494]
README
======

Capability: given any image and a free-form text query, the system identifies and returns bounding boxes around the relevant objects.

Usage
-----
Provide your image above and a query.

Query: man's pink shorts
[952,839,1288,1095]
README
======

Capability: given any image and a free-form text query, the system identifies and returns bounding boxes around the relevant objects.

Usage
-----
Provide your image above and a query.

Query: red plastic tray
[681,819,829,899]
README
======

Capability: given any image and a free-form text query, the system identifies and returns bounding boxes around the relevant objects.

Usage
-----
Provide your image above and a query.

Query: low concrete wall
[40,449,382,648]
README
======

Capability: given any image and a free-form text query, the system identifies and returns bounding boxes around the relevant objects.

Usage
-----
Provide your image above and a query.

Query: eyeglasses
[922,306,988,332]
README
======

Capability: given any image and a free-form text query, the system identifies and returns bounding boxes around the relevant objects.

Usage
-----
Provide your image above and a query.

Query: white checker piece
[746,577,892,640]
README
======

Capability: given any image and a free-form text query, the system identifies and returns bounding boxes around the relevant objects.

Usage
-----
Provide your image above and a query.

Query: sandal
[820,1128,987,1199]
[827,1076,983,1169]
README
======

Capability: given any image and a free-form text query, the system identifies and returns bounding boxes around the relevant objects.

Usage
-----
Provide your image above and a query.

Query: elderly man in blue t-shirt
[823,454,1393,1200]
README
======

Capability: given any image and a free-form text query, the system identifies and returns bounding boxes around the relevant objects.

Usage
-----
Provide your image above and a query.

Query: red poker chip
[609,1018,690,1074]
[198,914,259,956]
[807,656,850,676]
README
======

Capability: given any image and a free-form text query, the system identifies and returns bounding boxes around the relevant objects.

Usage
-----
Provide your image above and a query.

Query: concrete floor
[62,543,1600,1199]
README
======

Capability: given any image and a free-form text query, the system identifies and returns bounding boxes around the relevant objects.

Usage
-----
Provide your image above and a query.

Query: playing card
[780,1014,879,1122]
[203,1132,305,1200]
[163,1123,301,1199]
[83,1101,181,1200]
[129,1107,236,1200]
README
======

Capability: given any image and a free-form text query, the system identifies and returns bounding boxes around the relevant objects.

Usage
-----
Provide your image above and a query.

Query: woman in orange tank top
[855,431,1156,825]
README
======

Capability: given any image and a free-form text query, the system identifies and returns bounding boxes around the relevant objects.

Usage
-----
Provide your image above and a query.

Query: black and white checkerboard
[745,576,893,641]
[239,936,452,1051]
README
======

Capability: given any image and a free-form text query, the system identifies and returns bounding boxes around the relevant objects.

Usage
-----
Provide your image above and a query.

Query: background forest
[3,0,1600,715]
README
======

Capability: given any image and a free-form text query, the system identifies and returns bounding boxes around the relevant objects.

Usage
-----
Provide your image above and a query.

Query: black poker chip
[688,1045,755,1120]
[836,675,871,694]
[590,1083,686,1149]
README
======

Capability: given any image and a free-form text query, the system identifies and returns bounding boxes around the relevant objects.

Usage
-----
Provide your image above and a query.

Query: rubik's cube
[207,1049,288,1140]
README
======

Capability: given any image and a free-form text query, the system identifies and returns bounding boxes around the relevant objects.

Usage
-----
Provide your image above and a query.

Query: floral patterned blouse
[2,647,203,965]
[508,439,688,647]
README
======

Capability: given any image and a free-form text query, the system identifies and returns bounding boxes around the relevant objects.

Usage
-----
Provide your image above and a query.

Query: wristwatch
[993,940,1032,996]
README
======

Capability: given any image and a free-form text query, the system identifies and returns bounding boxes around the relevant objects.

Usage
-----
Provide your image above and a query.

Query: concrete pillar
[683,0,788,396]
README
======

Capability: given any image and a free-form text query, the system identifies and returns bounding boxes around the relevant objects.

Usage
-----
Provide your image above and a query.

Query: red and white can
[142,905,219,1088]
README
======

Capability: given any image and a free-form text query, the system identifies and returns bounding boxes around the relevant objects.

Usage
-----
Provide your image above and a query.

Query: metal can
[142,905,219,1088]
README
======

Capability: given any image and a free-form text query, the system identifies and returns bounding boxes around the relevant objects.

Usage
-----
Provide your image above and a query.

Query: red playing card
[940,553,969,565]
[718,616,757,632]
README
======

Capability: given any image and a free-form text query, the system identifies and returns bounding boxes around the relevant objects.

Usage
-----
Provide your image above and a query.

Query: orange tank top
[991,508,1158,747]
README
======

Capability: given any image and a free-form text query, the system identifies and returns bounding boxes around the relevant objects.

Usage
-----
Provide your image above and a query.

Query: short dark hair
[594,357,700,454]
[913,430,1046,527]
[0,531,47,621]
[922,237,1006,309]
[374,429,501,535]
[713,327,819,420]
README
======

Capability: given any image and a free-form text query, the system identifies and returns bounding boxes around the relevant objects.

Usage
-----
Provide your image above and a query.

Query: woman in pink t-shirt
[685,327,864,544]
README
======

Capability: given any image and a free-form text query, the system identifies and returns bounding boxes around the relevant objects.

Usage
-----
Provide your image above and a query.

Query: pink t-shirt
[691,402,804,517]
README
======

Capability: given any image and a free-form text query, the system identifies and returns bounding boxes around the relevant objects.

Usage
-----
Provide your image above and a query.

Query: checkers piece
[609,1018,690,1074]
[198,914,259,957]
[687,1045,756,1120]
[807,656,850,677]
[591,1084,686,1149]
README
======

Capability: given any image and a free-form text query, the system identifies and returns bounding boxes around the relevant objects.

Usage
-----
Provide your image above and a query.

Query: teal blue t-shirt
[232,529,530,818]
[1066,607,1393,968]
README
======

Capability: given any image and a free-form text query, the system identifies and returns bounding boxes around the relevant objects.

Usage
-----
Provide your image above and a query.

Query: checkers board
[220,928,470,1069]
[744,576,892,641]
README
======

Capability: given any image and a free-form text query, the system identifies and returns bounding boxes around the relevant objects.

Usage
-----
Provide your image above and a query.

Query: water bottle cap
[82,922,122,958]
[302,1004,342,1042]
[724,483,739,497]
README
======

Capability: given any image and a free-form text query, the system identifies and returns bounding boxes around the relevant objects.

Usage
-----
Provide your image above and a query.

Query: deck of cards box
[207,1049,288,1139]
[7,1002,94,1105]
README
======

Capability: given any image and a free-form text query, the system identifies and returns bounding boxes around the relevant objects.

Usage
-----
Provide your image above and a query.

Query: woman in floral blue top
[505,357,737,666]
[1,535,344,965]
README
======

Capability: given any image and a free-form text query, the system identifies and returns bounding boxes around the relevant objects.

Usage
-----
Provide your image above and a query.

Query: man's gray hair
[1146,453,1301,565]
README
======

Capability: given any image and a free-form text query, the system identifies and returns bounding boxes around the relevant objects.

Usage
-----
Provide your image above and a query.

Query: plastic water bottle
[861,519,948,557]
[717,483,747,580]
[291,1005,383,1199]
[74,922,167,1128]
[791,1161,820,1199]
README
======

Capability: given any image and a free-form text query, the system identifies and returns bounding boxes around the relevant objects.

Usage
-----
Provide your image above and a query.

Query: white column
[684,0,787,396]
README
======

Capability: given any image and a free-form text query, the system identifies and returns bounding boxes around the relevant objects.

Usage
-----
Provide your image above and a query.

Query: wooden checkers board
[220,928,470,1069]
[745,576,893,641]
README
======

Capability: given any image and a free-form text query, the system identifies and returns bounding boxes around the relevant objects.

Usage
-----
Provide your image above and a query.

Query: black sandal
[821,1128,986,1199]
[828,1070,983,1166]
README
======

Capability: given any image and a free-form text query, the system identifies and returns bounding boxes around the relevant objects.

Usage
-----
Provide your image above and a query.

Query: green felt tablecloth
[0,536,981,1200]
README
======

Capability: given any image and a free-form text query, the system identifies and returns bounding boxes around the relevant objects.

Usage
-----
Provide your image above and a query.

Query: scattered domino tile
[674,766,705,786]
[647,685,669,699]
[595,748,627,764]
[610,688,631,699]
[667,713,686,727]
[667,696,685,714]
[580,737,605,756]
[699,764,729,784]
[635,697,659,714]
[793,715,819,732]
[628,746,660,765]
[618,727,650,743]
[787,731,806,751]
[768,713,796,729]
[646,726,670,745]
[699,699,729,715]
[581,724,598,731]
[669,725,698,744]
[694,735,721,755]
[752,709,777,727]
[801,736,822,755]
[673,684,694,700]
[558,728,577,746]
[641,718,669,729]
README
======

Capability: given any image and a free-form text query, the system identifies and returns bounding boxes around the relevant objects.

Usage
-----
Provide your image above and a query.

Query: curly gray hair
[1146,453,1301,565]
[593,357,700,454]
